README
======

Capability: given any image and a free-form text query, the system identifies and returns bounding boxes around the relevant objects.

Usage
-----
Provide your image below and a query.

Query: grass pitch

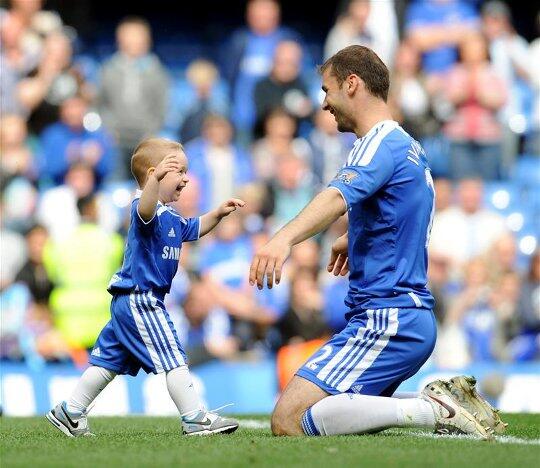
[1,414,539,467]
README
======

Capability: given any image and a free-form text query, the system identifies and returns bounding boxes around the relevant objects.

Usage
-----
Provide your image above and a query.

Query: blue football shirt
[328,120,435,314]
[108,193,200,296]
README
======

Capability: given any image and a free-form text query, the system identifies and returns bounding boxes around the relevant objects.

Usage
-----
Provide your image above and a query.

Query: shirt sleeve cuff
[327,185,350,211]
[136,207,156,225]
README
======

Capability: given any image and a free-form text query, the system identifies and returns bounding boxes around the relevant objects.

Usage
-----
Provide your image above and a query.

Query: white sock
[302,394,435,436]
[166,365,204,420]
[66,366,116,415]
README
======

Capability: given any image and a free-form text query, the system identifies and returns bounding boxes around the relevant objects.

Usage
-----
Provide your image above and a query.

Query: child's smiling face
[158,151,189,203]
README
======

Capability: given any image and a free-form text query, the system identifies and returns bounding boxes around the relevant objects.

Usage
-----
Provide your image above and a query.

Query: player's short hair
[319,45,390,102]
[131,138,184,188]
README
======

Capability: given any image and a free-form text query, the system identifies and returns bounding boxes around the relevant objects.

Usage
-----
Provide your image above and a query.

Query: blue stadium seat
[483,181,522,213]
[512,155,540,188]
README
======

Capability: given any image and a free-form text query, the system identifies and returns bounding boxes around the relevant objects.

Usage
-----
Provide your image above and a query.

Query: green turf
[1,414,539,467]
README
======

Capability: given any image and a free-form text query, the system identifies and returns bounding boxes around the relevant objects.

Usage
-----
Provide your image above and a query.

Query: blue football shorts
[89,291,187,375]
[296,307,436,396]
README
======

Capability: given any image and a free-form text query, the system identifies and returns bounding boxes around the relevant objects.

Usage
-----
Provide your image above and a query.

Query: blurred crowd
[1,0,539,371]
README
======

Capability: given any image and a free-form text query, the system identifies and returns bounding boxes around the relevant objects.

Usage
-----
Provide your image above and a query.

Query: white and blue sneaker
[46,402,94,437]
[182,410,239,436]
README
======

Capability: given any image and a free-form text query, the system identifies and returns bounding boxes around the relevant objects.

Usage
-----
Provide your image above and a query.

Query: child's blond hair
[130,138,184,187]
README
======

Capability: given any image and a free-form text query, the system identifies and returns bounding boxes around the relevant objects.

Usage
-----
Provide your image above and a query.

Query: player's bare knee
[271,405,303,436]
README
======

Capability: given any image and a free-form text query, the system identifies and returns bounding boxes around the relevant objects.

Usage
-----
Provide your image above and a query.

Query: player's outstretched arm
[199,198,245,237]
[249,187,347,289]
[138,154,180,222]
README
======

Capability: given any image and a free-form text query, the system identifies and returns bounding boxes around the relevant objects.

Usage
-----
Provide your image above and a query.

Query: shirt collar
[354,120,399,145]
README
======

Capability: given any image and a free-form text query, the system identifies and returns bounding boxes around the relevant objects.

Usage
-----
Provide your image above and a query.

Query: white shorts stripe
[316,310,375,382]
[336,308,399,392]
[147,292,185,367]
[129,293,163,373]
[136,293,173,370]
[325,312,380,386]
[140,293,176,370]
[138,293,171,371]
[327,309,387,387]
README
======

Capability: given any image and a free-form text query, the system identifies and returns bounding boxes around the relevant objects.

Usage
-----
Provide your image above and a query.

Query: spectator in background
[43,194,123,352]
[172,280,239,366]
[308,109,355,187]
[324,0,398,68]
[253,40,312,135]
[0,199,27,288]
[0,10,41,116]
[185,114,253,213]
[252,108,311,180]
[11,222,69,363]
[389,40,448,177]
[225,0,302,144]
[514,251,540,360]
[198,214,278,348]
[481,1,532,167]
[97,16,169,179]
[40,96,115,188]
[266,153,315,232]
[490,271,522,361]
[7,0,63,57]
[177,59,229,144]
[0,114,37,181]
[433,177,453,213]
[482,2,530,106]
[15,224,53,305]
[405,0,479,76]
[18,32,89,135]
[527,13,540,155]
[167,276,239,366]
[444,33,507,180]
[488,233,517,282]
[436,257,489,367]
[276,267,328,346]
[429,178,507,276]
[37,161,120,241]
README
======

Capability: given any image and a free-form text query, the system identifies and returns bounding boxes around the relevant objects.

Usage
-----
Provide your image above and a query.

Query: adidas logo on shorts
[91,347,101,357]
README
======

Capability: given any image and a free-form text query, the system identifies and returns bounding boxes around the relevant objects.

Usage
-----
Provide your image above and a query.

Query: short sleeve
[133,200,159,235]
[180,216,200,242]
[328,142,394,210]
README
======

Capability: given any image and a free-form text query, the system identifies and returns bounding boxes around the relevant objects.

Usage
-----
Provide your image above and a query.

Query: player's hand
[327,233,349,276]
[217,198,246,218]
[249,237,291,289]
[154,154,180,182]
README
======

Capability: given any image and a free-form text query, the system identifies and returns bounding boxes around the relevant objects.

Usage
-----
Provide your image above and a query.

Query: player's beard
[335,112,354,133]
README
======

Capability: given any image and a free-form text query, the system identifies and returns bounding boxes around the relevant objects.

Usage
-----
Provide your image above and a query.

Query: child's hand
[218,198,246,218]
[154,154,180,181]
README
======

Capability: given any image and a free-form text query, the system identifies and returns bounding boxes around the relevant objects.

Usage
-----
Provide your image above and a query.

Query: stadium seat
[511,155,540,188]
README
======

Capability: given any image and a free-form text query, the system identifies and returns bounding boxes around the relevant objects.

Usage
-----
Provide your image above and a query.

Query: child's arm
[199,198,245,237]
[138,154,180,222]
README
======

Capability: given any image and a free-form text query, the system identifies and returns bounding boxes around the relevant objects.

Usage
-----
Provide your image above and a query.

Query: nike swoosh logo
[60,406,79,428]
[429,395,456,418]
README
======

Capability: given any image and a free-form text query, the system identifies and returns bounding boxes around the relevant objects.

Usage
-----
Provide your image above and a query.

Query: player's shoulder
[383,125,414,148]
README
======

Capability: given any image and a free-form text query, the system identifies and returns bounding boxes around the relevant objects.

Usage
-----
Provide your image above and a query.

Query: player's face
[321,69,354,133]
[159,152,189,203]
